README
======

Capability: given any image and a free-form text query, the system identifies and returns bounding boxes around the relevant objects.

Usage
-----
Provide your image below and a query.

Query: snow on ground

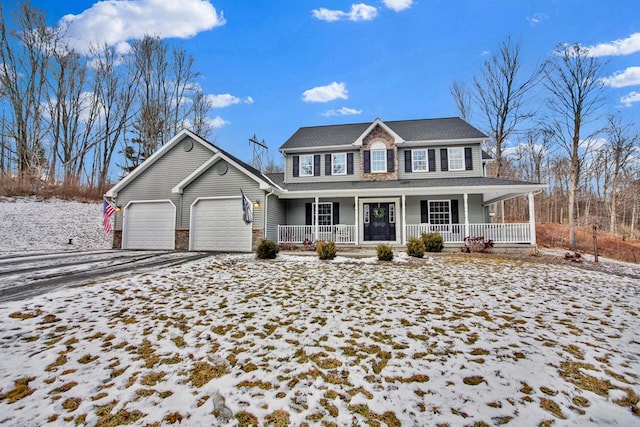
[0,198,639,426]
[0,197,111,252]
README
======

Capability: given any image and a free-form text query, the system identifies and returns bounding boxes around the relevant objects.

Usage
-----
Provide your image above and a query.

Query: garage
[123,201,176,250]
[190,197,252,252]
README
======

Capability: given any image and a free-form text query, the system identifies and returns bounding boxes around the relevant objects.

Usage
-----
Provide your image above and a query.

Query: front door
[363,202,396,241]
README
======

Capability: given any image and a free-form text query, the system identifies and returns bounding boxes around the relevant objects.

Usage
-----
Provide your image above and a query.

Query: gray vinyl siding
[284,198,356,225]
[182,159,264,229]
[266,195,286,241]
[397,145,484,180]
[113,137,212,229]
[404,194,484,224]
[284,151,360,183]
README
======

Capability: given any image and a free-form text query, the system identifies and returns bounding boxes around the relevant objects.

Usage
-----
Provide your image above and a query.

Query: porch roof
[269,175,546,203]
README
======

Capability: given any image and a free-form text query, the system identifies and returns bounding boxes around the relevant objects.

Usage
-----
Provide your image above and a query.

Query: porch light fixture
[253,200,261,209]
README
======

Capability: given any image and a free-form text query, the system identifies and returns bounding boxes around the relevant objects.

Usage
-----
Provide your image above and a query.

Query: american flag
[240,190,253,224]
[103,198,116,233]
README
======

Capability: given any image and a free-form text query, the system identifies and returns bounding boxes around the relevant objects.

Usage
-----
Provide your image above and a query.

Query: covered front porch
[276,190,540,247]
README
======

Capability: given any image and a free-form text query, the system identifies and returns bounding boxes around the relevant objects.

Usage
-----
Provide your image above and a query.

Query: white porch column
[528,191,537,246]
[463,193,469,238]
[354,196,359,245]
[401,194,407,245]
[314,196,319,241]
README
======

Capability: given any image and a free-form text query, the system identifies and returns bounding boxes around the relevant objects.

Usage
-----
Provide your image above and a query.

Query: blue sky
[19,0,640,167]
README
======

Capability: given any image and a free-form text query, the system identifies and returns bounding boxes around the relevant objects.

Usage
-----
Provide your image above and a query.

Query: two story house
[105,117,545,252]
[273,117,545,248]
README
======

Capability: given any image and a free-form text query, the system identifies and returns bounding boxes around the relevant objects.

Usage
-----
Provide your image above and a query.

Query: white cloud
[601,66,640,88]
[302,82,348,103]
[206,93,253,108]
[585,32,640,57]
[527,13,548,25]
[208,116,229,128]
[621,91,640,107]
[311,8,343,22]
[58,0,226,54]
[312,3,377,22]
[322,107,363,117]
[383,0,413,12]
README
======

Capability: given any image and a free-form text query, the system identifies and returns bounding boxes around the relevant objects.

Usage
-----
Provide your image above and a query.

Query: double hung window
[300,155,314,176]
[448,147,464,171]
[429,200,451,225]
[332,153,346,175]
[312,202,332,226]
[412,149,428,172]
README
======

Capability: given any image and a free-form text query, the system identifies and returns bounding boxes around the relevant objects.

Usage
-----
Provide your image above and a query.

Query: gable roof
[105,129,281,198]
[279,117,488,151]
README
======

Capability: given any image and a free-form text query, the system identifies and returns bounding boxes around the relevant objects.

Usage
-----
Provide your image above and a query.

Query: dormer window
[370,141,387,173]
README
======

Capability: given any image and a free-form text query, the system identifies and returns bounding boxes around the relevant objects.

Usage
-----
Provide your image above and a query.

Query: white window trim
[412,149,428,172]
[428,199,452,226]
[300,154,314,177]
[332,153,347,176]
[312,202,333,226]
[448,147,464,171]
[370,141,387,173]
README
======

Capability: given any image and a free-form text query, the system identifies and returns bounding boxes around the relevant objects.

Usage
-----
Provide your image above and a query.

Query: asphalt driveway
[0,250,212,302]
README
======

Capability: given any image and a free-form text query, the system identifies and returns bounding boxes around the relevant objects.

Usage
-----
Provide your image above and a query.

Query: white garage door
[191,197,252,252]
[123,201,175,250]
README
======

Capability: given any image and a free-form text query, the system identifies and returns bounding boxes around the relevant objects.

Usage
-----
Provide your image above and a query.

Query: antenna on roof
[249,134,268,172]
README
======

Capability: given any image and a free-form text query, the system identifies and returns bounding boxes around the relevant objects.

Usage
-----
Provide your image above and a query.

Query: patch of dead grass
[190,361,228,387]
[0,377,36,403]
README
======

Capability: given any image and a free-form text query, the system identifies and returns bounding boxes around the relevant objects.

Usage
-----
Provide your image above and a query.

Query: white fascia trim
[281,145,353,154]
[401,137,486,146]
[106,129,217,198]
[172,154,221,194]
[277,183,547,199]
[353,118,404,146]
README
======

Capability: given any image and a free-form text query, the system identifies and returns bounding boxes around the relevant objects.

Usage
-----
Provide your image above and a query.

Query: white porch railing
[278,225,356,244]
[405,223,531,244]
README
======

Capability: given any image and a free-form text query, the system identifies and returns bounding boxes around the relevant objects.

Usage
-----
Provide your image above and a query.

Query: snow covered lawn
[0,197,111,252]
[0,253,638,426]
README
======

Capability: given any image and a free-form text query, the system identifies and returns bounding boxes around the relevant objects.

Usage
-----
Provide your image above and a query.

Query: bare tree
[88,43,138,190]
[46,48,101,184]
[123,36,201,173]
[0,2,54,180]
[187,87,213,139]
[604,114,638,233]
[544,43,606,250]
[165,47,199,139]
[472,37,543,178]
[449,80,472,121]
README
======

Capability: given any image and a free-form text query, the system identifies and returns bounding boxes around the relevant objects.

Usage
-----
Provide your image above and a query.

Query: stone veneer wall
[175,229,189,250]
[252,228,264,251]
[360,124,398,181]
[112,230,122,249]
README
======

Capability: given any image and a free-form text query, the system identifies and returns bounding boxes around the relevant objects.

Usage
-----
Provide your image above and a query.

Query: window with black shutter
[386,149,394,172]
[440,149,448,171]
[313,155,321,176]
[293,155,299,177]
[405,150,412,173]
[428,149,436,171]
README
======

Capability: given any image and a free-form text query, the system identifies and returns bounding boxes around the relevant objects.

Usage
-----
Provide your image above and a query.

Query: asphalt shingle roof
[279,117,488,150]
[276,176,542,192]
